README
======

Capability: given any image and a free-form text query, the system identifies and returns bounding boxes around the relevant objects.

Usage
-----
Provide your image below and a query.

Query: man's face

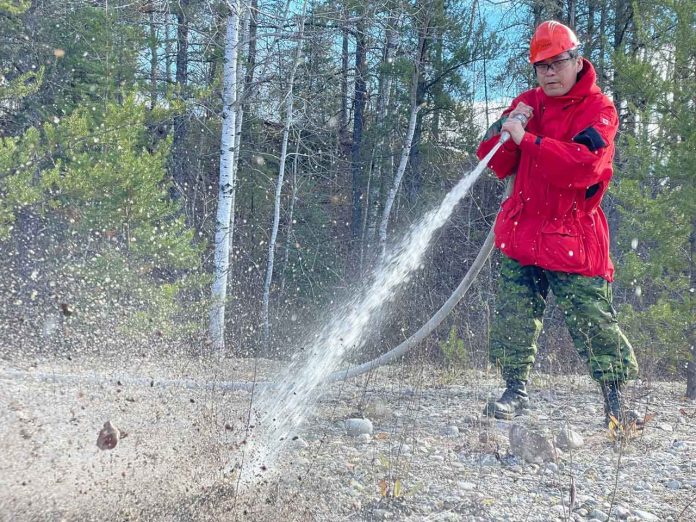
[534,52,583,97]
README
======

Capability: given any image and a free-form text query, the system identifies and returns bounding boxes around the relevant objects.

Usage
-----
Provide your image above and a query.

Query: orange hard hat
[529,21,579,63]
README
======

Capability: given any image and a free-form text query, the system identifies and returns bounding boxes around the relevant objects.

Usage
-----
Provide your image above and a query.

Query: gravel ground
[1,354,694,521]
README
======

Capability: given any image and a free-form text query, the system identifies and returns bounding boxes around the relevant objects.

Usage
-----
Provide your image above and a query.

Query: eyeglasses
[533,56,575,75]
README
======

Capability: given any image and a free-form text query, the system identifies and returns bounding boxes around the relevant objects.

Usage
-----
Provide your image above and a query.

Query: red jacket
[477,59,618,281]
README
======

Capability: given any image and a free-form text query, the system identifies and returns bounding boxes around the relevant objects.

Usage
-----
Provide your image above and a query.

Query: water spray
[233,132,522,484]
[0,120,523,488]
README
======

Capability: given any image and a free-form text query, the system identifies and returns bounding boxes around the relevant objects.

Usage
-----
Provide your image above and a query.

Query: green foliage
[48,5,142,111]
[0,68,45,106]
[67,248,210,340]
[611,0,696,376]
[440,325,468,371]
[0,0,29,15]
[42,96,199,269]
[0,95,204,340]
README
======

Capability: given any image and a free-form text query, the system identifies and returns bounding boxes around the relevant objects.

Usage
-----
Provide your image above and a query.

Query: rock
[671,440,687,451]
[461,414,481,426]
[293,456,310,467]
[96,420,123,450]
[479,454,498,467]
[665,479,681,490]
[633,480,652,491]
[545,462,559,474]
[364,399,391,420]
[373,508,392,520]
[349,479,364,492]
[632,509,659,522]
[458,481,476,491]
[589,508,609,521]
[356,433,371,444]
[555,428,584,450]
[509,424,556,464]
[538,389,558,402]
[614,506,631,519]
[291,436,309,449]
[345,418,373,437]
[442,425,460,437]
[657,423,673,432]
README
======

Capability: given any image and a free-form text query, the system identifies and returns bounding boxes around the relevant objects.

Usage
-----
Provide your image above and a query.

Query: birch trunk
[261,3,307,351]
[377,33,424,259]
[280,136,301,295]
[361,15,398,268]
[227,4,249,256]
[209,2,240,351]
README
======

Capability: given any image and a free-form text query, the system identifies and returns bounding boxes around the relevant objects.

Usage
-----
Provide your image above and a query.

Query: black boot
[601,381,642,429]
[483,379,530,420]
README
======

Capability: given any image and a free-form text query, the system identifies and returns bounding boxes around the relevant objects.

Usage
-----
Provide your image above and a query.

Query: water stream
[237,143,503,483]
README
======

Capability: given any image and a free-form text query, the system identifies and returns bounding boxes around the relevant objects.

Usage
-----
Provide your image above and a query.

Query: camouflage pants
[490,255,639,383]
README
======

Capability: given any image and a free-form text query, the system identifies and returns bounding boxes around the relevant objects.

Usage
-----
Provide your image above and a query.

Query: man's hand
[501,102,533,145]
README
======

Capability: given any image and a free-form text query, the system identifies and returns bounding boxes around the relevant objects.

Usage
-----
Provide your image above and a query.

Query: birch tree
[360,11,399,270]
[377,27,426,259]
[261,1,307,351]
[209,1,240,351]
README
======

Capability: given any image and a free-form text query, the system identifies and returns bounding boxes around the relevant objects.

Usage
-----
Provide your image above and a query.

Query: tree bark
[350,18,367,242]
[227,4,250,258]
[262,2,307,351]
[171,0,190,200]
[585,0,596,60]
[209,2,240,352]
[686,206,696,399]
[362,13,398,266]
[148,9,158,110]
[245,0,258,90]
[406,6,431,200]
[378,33,424,258]
[567,0,576,28]
[613,0,633,128]
[280,137,301,295]
[339,5,349,146]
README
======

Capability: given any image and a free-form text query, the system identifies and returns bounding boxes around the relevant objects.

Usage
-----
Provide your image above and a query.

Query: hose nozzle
[499,113,529,144]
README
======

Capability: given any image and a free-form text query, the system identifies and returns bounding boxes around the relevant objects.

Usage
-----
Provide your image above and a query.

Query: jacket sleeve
[517,104,619,189]
[476,102,521,180]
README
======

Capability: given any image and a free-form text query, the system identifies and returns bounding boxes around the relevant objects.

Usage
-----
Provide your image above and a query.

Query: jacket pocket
[539,219,588,272]
[494,196,523,253]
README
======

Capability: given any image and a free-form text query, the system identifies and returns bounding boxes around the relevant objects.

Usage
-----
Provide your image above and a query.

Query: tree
[261,0,307,352]
[210,1,241,351]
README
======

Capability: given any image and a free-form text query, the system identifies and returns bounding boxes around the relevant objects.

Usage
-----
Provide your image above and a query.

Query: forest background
[0,0,693,397]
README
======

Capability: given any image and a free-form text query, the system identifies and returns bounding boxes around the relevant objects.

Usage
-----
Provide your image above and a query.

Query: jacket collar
[537,58,600,105]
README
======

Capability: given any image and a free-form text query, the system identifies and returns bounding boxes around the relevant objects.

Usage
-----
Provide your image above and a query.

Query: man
[476,21,640,426]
